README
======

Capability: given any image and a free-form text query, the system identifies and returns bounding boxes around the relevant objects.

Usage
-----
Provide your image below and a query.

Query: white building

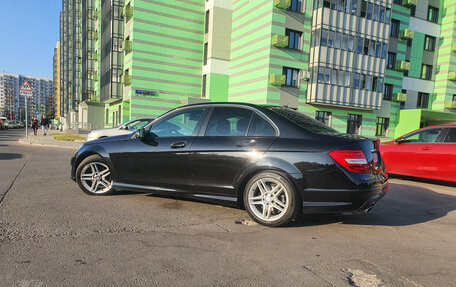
[0,72,53,121]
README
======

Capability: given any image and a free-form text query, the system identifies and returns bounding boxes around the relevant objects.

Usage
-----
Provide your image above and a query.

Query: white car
[87,118,154,141]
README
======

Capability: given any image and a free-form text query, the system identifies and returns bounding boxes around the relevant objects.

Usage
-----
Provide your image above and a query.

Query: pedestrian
[41,115,50,136]
[31,116,39,136]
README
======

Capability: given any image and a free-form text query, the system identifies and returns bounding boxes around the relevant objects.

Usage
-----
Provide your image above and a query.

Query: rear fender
[234,157,306,207]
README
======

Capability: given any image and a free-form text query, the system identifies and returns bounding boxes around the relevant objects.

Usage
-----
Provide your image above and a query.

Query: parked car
[72,103,389,227]
[86,118,155,141]
[381,125,456,183]
[0,117,7,130]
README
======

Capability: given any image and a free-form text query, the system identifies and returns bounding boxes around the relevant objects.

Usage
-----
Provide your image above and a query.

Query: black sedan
[71,103,388,227]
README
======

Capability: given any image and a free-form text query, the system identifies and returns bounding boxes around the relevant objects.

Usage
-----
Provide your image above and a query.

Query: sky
[0,0,61,78]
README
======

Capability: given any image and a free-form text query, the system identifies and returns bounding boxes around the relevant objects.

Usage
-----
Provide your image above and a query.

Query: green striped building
[59,0,456,136]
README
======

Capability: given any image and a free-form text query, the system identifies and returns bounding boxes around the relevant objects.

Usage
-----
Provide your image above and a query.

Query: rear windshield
[267,106,338,134]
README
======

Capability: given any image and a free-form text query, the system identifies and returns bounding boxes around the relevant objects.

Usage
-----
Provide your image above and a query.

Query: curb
[17,139,78,150]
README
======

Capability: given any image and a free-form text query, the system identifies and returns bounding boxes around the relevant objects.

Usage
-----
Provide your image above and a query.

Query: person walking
[41,115,50,136]
[31,116,39,136]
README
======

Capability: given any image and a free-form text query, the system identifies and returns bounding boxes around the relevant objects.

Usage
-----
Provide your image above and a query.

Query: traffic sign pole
[25,97,28,139]
[20,81,33,139]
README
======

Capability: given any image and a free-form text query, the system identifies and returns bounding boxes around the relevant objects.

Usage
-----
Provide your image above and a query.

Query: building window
[424,35,436,51]
[376,117,389,136]
[360,1,366,18]
[347,114,362,135]
[105,108,109,123]
[417,93,429,108]
[353,73,360,89]
[366,2,373,19]
[386,52,396,69]
[375,41,382,58]
[379,6,385,22]
[315,111,332,126]
[369,40,375,56]
[453,94,456,101]
[286,29,302,50]
[390,19,400,37]
[363,38,369,55]
[393,0,402,4]
[421,64,432,80]
[288,0,303,12]
[203,43,208,65]
[202,74,207,98]
[384,84,393,100]
[427,6,439,23]
[205,10,209,34]
[283,67,299,87]
[321,29,328,46]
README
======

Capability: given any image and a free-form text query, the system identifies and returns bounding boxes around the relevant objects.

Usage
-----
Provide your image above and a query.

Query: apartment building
[57,0,456,136]
[0,72,53,121]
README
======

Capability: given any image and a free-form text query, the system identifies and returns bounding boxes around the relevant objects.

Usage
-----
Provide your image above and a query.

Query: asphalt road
[1,128,455,287]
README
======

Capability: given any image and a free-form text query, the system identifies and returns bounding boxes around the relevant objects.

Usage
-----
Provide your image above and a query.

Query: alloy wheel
[80,162,112,194]
[247,177,289,222]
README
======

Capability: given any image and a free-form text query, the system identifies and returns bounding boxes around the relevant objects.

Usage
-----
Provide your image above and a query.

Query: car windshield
[266,106,338,134]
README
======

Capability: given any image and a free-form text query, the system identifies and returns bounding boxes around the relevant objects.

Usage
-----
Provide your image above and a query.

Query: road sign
[35,110,40,116]
[20,80,33,96]
[20,81,32,91]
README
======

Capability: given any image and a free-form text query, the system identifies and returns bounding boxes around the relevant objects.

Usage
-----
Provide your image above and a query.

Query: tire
[243,172,300,227]
[76,155,115,196]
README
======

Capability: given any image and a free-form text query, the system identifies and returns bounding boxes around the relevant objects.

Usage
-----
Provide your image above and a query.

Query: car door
[189,107,277,195]
[119,108,207,190]
[430,127,456,182]
[388,127,445,177]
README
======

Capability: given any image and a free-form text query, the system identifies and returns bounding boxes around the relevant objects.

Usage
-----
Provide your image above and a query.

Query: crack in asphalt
[0,153,31,206]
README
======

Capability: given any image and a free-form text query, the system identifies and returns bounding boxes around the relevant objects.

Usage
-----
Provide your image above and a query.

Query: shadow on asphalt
[294,182,456,227]
[0,153,23,160]
[120,181,456,228]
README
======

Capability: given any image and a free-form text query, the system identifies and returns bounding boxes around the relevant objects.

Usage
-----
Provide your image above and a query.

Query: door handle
[170,141,187,149]
[422,147,432,150]
[236,139,256,147]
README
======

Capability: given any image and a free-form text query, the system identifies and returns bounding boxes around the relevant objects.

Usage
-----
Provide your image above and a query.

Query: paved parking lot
[1,129,455,286]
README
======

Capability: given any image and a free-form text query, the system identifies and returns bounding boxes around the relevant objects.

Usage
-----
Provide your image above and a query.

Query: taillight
[372,140,381,174]
[329,150,371,173]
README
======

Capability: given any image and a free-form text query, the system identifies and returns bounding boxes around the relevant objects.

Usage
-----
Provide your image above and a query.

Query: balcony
[402,0,417,7]
[393,93,407,102]
[400,29,414,40]
[274,0,291,10]
[452,43,456,53]
[444,101,456,109]
[396,61,410,72]
[449,72,456,81]
[92,53,99,61]
[122,40,132,52]
[91,74,99,81]
[123,5,133,19]
[91,10,99,19]
[121,75,131,86]
[91,31,99,40]
[272,34,289,48]
[269,74,286,86]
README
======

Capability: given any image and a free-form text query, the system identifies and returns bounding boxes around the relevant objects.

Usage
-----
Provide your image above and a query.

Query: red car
[380,125,456,183]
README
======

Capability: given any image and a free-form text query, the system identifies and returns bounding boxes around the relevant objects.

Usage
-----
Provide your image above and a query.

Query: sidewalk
[18,130,86,150]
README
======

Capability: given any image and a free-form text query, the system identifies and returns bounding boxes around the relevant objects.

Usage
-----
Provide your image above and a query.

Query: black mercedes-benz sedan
[71,103,388,227]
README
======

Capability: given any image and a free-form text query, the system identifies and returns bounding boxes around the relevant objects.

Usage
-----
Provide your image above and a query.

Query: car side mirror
[120,125,128,130]
[138,127,146,139]
[395,138,406,144]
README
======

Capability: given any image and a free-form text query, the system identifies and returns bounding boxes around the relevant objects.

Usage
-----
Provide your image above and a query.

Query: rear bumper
[301,181,389,214]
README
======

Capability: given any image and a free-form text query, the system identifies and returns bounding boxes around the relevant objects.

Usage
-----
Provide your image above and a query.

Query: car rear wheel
[76,155,114,195]
[243,172,299,227]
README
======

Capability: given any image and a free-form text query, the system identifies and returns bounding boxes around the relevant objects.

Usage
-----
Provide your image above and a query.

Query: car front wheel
[243,172,299,227]
[76,155,114,195]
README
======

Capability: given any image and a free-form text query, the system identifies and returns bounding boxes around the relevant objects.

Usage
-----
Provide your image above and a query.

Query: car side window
[127,120,149,130]
[248,115,276,137]
[150,109,205,137]
[403,128,443,143]
[444,128,456,143]
[205,107,253,136]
